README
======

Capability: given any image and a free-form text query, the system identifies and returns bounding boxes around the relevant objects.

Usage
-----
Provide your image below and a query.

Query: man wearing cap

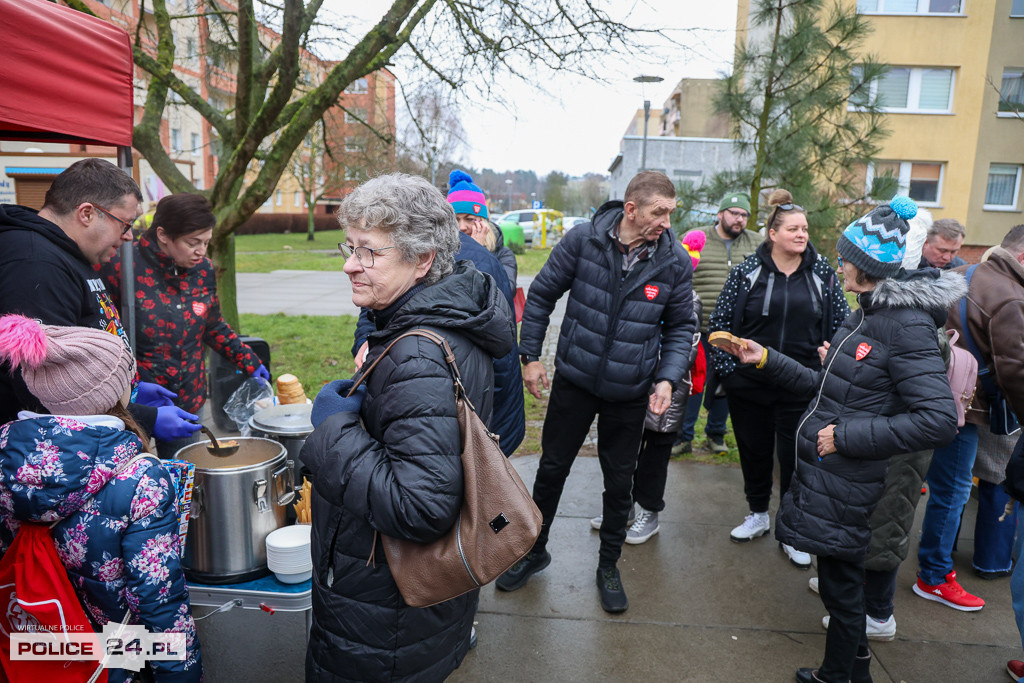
[674,192,760,456]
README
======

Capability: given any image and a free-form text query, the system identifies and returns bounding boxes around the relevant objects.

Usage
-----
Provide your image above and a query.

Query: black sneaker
[596,566,628,613]
[495,550,551,592]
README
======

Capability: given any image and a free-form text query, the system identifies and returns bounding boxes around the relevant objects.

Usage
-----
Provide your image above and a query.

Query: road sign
[531,200,542,210]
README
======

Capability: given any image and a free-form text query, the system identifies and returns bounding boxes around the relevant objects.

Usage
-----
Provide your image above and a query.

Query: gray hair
[337,173,460,285]
[928,218,966,243]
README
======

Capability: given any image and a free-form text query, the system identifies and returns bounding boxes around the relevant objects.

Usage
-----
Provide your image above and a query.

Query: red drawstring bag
[0,522,106,683]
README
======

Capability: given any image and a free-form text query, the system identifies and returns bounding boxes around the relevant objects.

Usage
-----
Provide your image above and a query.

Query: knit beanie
[837,196,918,279]
[0,315,136,415]
[681,229,707,269]
[447,170,488,219]
[718,192,750,214]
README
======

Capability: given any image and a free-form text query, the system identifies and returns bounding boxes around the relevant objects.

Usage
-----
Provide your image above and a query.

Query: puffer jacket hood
[0,415,139,523]
[368,261,515,361]
[0,204,84,260]
[865,268,967,325]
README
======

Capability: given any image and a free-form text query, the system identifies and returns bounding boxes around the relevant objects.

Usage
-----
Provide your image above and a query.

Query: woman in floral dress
[0,315,202,682]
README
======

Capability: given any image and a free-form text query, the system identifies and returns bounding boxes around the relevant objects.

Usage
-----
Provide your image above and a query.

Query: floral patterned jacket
[0,413,202,682]
[99,234,260,413]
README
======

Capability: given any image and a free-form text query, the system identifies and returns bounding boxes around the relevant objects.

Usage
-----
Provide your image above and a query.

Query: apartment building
[734,0,1024,248]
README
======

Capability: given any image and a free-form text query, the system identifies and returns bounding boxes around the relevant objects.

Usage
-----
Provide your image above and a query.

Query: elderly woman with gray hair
[300,173,515,681]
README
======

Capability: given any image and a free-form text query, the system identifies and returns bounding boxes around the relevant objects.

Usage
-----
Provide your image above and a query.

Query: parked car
[497,209,564,245]
[561,216,589,230]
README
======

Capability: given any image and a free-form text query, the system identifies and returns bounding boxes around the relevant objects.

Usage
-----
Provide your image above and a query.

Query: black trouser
[531,373,647,567]
[863,566,898,620]
[817,554,870,682]
[633,429,677,513]
[726,391,805,513]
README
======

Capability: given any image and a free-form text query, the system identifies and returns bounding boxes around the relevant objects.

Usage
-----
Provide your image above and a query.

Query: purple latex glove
[252,364,271,382]
[153,406,202,441]
[136,381,177,407]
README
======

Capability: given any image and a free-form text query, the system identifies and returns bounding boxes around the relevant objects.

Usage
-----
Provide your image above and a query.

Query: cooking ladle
[196,423,239,457]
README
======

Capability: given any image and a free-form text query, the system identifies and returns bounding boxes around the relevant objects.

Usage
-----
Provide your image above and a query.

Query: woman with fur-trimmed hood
[716,197,963,683]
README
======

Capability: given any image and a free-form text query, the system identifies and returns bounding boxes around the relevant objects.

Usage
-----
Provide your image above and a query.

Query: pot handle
[273,461,296,506]
[191,482,203,519]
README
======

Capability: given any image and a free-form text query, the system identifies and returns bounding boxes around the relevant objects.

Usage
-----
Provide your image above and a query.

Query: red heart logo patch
[473,204,481,214]
[644,284,659,301]
[191,301,208,317]
[855,342,871,360]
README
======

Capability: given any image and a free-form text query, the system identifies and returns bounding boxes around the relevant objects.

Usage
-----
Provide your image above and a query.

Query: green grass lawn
[235,230,345,252]
[236,250,345,273]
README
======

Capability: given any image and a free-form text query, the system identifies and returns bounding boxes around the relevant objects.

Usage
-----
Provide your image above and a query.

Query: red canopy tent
[0,0,134,147]
[0,0,138,344]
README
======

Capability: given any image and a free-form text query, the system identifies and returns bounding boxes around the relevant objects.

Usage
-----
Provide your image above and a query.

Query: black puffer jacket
[301,263,515,682]
[519,200,695,400]
[765,269,963,562]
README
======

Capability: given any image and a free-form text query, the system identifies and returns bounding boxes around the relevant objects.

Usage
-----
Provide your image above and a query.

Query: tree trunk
[210,227,240,331]
[306,202,316,241]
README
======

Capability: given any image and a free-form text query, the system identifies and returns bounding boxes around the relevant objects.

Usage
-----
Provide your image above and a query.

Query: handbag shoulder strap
[347,328,474,407]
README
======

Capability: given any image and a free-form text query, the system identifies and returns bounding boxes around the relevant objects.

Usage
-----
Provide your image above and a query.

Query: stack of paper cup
[266,524,312,584]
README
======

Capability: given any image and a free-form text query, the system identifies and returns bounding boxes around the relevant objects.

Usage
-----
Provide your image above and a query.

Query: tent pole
[117,145,136,354]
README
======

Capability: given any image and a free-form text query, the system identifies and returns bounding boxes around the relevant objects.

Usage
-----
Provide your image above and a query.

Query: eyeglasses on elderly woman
[338,242,396,268]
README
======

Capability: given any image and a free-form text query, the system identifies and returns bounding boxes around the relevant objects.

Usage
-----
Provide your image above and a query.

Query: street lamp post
[633,75,664,172]
[505,178,513,212]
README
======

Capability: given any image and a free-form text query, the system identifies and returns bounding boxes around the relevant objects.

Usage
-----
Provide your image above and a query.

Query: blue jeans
[918,423,979,585]
[974,479,1017,574]
[677,337,729,443]
[1013,513,1024,651]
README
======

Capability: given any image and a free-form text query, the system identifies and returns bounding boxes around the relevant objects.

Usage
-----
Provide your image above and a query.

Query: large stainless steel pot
[175,437,294,584]
[248,404,313,488]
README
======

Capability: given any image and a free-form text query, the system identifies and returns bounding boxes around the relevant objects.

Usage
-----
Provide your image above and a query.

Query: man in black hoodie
[0,158,199,441]
[497,171,694,613]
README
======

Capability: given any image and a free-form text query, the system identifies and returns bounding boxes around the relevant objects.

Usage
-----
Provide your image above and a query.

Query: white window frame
[190,132,200,152]
[998,68,1024,118]
[1012,0,1024,17]
[344,78,368,94]
[275,190,282,206]
[293,191,302,207]
[984,164,1023,211]
[852,67,956,114]
[345,108,368,124]
[170,128,182,154]
[857,0,964,15]
[865,161,945,207]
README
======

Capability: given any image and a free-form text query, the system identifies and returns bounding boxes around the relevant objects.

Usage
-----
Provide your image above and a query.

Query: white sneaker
[590,504,636,531]
[822,614,896,641]
[808,576,819,594]
[780,542,812,569]
[730,512,770,542]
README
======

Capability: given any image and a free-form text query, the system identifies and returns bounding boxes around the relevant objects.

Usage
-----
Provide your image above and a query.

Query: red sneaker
[913,571,985,611]
[1008,660,1024,681]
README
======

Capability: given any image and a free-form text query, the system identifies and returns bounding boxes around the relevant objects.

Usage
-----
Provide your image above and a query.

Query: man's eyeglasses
[338,242,396,268]
[93,204,136,236]
[725,208,750,219]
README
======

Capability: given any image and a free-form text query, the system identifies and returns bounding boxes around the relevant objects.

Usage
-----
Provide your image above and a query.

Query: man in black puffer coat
[498,171,694,614]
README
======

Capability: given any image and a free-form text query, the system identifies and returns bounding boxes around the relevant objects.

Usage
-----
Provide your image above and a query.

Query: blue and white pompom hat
[837,196,918,279]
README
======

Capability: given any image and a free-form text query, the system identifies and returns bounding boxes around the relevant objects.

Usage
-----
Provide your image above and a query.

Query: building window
[866,161,944,206]
[275,190,282,206]
[344,137,364,152]
[293,191,302,207]
[190,133,200,152]
[345,107,368,124]
[170,128,182,153]
[345,168,365,181]
[857,0,962,13]
[1000,69,1024,114]
[985,165,1022,210]
[186,37,197,60]
[1013,0,1024,16]
[852,67,955,113]
[345,78,368,94]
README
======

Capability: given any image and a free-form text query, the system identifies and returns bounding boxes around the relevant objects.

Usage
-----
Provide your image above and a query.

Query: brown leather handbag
[350,328,542,608]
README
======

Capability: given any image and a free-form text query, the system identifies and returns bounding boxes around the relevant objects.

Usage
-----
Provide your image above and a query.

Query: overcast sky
[324,1,738,178]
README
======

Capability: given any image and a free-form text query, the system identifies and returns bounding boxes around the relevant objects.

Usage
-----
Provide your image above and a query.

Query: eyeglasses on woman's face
[92,203,136,236]
[837,255,844,269]
[338,242,396,268]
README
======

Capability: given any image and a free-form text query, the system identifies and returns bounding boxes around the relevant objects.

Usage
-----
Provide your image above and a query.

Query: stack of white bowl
[266,524,312,584]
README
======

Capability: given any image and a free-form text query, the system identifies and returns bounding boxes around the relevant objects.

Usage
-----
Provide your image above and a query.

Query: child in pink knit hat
[0,315,203,681]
